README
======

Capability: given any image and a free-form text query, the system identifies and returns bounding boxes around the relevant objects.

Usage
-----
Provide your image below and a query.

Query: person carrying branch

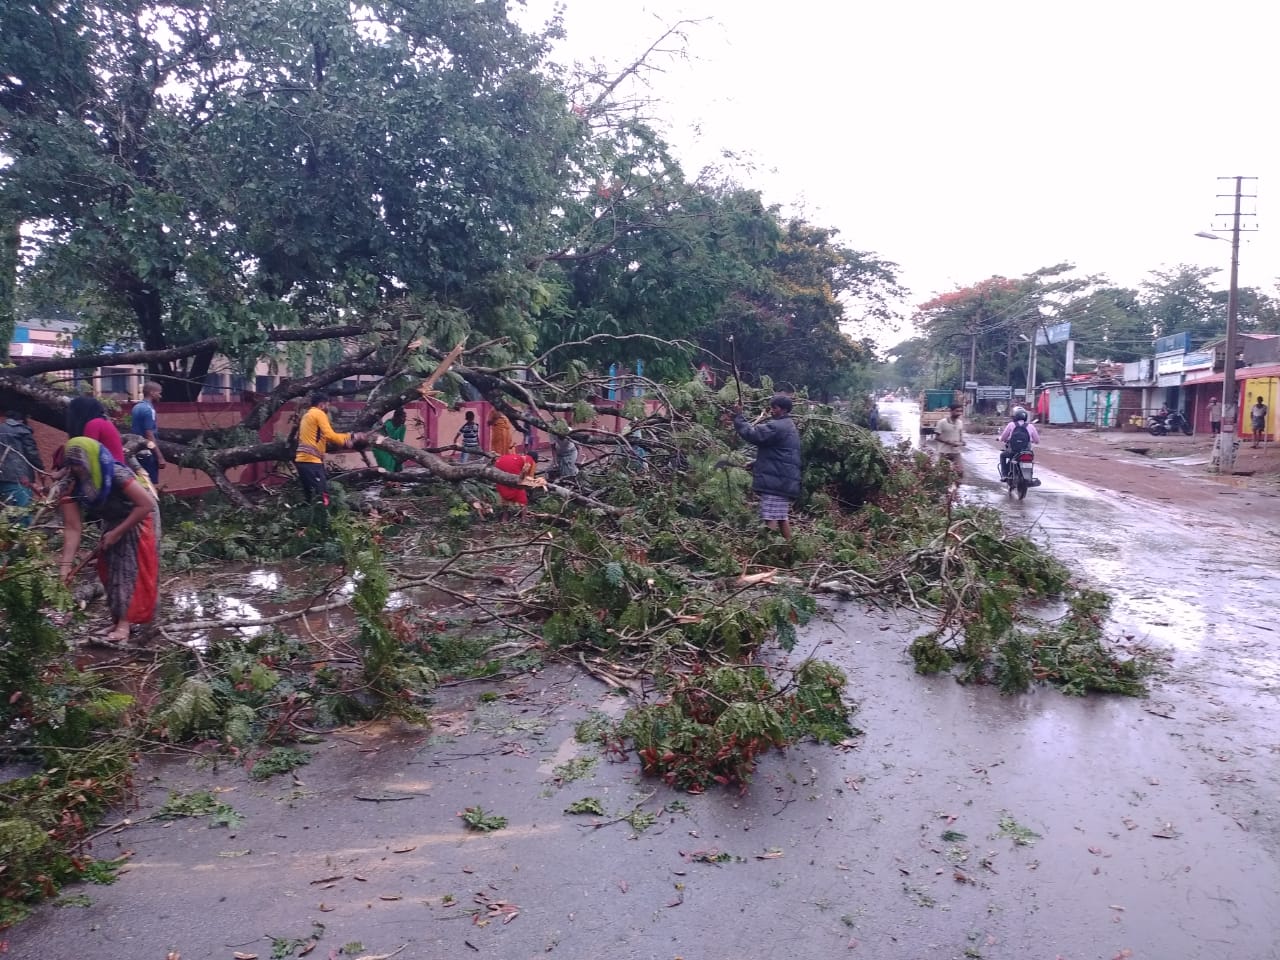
[732,395,802,540]
[493,451,538,522]
[294,392,364,507]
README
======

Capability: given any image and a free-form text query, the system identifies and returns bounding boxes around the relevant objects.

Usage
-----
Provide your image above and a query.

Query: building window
[200,372,225,400]
[105,370,130,394]
[256,375,276,394]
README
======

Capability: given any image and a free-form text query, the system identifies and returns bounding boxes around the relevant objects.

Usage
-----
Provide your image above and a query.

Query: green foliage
[563,797,605,816]
[0,741,133,928]
[164,497,346,568]
[908,635,954,675]
[0,518,133,928]
[336,517,437,715]
[155,678,221,742]
[551,756,597,785]
[268,922,325,960]
[155,790,243,829]
[996,814,1040,846]
[574,710,613,745]
[459,806,507,832]
[0,519,72,737]
[3,0,582,396]
[696,217,904,400]
[617,662,853,792]
[908,547,1149,697]
[249,747,312,781]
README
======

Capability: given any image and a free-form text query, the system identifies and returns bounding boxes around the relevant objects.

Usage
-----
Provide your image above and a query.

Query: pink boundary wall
[29,397,656,497]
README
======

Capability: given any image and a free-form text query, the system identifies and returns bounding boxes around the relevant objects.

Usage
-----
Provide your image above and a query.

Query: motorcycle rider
[998,407,1040,480]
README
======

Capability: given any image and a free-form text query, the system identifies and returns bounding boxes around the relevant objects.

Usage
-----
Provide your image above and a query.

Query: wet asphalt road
[8,404,1280,960]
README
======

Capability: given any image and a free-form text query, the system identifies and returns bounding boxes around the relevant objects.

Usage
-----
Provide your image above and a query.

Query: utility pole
[1206,176,1257,475]
[1025,335,1036,403]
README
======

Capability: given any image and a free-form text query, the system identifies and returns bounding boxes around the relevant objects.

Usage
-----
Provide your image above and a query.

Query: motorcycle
[1147,410,1193,436]
[1001,446,1041,500]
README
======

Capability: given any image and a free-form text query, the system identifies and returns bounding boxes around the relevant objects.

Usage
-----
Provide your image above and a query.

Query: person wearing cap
[0,409,44,518]
[732,395,802,540]
[294,392,364,506]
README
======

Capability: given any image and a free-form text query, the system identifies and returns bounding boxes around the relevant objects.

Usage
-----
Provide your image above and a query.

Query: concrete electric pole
[1200,176,1257,476]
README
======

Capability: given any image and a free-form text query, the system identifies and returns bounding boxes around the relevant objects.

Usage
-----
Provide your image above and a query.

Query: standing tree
[2,0,584,399]
[704,218,903,400]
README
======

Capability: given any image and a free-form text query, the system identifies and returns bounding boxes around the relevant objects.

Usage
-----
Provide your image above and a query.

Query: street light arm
[1194,231,1224,241]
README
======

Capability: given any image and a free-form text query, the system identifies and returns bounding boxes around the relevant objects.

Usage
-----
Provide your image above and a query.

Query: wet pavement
[9,403,1280,960]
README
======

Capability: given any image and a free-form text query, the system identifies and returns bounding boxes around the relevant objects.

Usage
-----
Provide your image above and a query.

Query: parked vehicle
[1147,410,1193,436]
[919,388,961,437]
[1001,446,1041,500]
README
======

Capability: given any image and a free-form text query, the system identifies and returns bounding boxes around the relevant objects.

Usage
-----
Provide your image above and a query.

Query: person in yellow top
[487,407,514,455]
[295,391,365,506]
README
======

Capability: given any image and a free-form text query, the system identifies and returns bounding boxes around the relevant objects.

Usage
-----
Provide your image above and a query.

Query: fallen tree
[0,329,690,509]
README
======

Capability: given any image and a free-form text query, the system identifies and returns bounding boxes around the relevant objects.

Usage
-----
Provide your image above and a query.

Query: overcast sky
[518,0,1278,345]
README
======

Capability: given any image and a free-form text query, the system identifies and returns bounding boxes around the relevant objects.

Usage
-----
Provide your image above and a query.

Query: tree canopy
[2,0,900,411]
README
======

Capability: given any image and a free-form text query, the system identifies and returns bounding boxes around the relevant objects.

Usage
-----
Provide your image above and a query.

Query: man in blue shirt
[131,380,165,484]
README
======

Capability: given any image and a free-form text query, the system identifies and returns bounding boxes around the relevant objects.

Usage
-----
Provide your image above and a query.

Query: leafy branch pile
[0,517,134,928]
[526,382,1147,699]
[611,661,853,792]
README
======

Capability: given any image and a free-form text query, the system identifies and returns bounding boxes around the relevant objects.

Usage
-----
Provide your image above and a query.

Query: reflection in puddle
[169,589,266,649]
[248,569,282,591]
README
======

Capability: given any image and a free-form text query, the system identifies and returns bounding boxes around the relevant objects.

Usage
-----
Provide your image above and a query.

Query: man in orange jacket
[295,392,365,506]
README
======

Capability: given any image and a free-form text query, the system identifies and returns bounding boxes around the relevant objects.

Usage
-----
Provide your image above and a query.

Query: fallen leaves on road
[470,892,519,925]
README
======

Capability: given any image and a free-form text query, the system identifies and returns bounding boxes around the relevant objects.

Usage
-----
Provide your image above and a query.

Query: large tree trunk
[125,281,208,402]
[0,214,17,350]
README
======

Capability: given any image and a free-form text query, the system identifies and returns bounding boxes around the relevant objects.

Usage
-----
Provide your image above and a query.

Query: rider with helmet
[999,407,1041,480]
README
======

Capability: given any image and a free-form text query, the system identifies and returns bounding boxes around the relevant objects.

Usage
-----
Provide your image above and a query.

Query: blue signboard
[1154,331,1190,355]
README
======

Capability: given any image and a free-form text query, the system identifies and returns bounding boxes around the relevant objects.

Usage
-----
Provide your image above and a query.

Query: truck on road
[919,389,961,437]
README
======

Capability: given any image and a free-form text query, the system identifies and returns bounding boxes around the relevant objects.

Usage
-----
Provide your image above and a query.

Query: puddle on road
[166,560,468,649]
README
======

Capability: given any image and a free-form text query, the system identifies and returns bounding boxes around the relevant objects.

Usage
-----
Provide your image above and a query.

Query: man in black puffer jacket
[733,395,802,540]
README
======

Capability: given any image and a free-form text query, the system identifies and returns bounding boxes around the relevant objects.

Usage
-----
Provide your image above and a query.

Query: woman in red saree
[57,437,159,643]
[494,452,536,520]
